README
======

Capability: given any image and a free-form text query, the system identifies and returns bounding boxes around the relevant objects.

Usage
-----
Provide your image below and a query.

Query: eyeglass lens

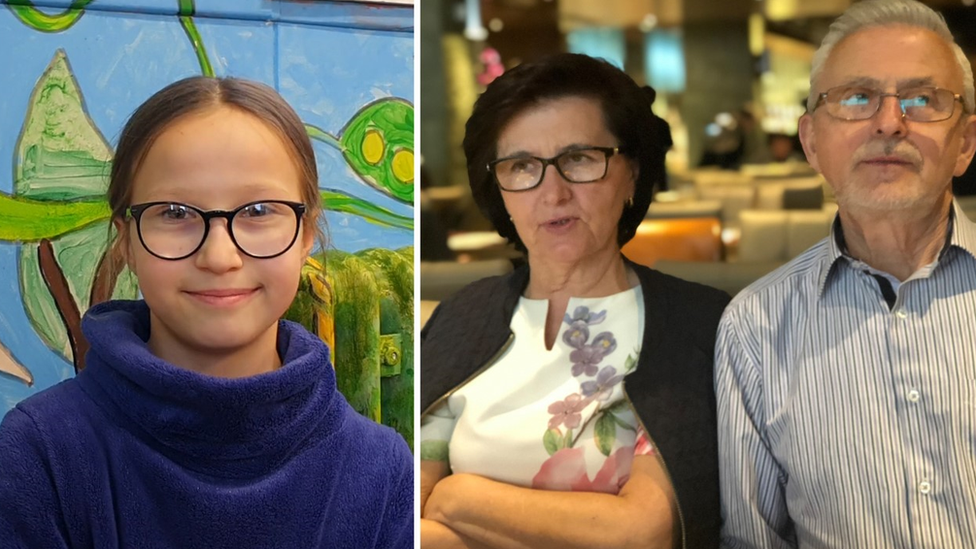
[137,202,300,259]
[493,148,610,191]
[826,87,957,121]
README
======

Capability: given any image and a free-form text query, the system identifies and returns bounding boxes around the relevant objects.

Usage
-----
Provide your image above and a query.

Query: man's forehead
[819,25,961,89]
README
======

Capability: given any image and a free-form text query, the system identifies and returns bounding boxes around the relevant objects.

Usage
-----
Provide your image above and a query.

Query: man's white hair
[808,0,974,114]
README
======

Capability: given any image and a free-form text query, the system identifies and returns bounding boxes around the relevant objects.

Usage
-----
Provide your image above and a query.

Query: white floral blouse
[420,285,653,495]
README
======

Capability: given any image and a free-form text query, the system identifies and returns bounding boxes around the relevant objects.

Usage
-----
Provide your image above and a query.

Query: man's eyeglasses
[127,200,307,260]
[487,146,623,192]
[813,86,964,122]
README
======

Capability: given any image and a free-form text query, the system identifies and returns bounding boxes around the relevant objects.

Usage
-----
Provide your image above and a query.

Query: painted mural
[0,0,415,445]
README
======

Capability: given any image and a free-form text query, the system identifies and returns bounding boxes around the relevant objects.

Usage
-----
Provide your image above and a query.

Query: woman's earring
[626,196,634,208]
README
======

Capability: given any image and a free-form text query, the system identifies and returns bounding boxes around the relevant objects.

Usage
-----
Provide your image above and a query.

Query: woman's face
[496,96,636,265]
[122,105,313,369]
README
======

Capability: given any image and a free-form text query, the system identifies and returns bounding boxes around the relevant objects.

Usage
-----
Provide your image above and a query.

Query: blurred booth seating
[622,217,723,266]
[653,259,784,297]
[959,195,976,222]
[420,258,514,302]
[754,176,826,210]
[737,203,838,263]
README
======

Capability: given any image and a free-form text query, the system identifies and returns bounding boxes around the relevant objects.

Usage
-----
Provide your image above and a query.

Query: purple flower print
[569,331,617,377]
[563,306,606,327]
[547,393,589,430]
[569,346,603,376]
[562,323,590,349]
[580,366,625,402]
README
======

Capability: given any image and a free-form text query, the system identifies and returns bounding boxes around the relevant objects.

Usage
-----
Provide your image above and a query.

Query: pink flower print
[547,393,588,430]
[634,426,655,456]
[580,366,624,401]
[532,445,636,494]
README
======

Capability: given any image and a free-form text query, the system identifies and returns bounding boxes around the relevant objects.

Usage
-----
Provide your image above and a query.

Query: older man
[715,1,976,548]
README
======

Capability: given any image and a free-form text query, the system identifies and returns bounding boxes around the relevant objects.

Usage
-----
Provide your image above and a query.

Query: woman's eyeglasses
[487,146,623,192]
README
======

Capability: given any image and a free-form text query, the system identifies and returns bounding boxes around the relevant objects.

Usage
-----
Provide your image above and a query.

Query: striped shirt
[715,200,976,549]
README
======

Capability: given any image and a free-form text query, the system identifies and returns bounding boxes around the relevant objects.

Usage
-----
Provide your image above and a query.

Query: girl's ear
[301,217,316,258]
[113,217,134,271]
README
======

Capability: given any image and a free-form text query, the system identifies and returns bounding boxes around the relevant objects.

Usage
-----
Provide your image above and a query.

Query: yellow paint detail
[392,149,414,183]
[362,129,385,165]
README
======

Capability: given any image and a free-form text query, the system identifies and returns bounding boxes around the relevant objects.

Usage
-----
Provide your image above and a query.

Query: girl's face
[123,106,313,372]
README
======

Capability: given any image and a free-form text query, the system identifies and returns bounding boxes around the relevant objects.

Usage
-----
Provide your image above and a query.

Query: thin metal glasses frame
[813,86,964,122]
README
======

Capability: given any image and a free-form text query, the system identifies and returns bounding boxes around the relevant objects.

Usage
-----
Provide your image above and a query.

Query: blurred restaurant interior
[418,0,976,311]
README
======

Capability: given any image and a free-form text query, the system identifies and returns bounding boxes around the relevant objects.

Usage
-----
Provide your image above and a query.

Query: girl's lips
[184,288,258,306]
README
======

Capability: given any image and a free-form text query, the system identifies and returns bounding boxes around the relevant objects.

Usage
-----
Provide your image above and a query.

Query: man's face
[798,25,976,213]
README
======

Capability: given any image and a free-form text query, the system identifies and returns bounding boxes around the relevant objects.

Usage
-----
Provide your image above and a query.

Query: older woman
[420,53,730,549]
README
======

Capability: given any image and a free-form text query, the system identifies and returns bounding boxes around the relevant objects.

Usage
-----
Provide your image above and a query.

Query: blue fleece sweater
[0,300,413,548]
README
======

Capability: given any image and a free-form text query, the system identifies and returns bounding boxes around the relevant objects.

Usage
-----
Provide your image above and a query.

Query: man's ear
[798,113,821,174]
[954,113,976,177]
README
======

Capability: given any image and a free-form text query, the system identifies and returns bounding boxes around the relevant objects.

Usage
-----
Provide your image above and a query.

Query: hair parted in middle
[462,53,672,252]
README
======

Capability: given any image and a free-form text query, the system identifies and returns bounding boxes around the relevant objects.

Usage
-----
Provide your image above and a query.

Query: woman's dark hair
[463,53,672,251]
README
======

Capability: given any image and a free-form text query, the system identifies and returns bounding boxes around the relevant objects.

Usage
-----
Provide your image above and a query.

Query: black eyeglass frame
[812,86,965,122]
[127,200,307,261]
[486,146,624,192]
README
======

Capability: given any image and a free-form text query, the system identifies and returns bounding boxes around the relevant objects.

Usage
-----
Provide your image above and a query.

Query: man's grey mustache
[852,139,923,165]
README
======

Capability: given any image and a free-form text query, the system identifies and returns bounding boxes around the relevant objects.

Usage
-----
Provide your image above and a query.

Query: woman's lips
[184,288,258,306]
[542,216,578,232]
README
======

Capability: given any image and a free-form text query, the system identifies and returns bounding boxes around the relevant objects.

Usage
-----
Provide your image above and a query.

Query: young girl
[0,77,413,548]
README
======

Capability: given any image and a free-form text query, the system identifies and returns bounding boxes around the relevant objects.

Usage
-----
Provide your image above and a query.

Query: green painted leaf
[543,429,563,456]
[594,412,617,457]
[13,50,137,361]
[6,1,92,33]
[338,98,414,204]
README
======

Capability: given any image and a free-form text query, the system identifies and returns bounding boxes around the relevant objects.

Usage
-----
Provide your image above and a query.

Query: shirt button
[895,309,908,319]
[908,389,920,403]
[919,480,932,495]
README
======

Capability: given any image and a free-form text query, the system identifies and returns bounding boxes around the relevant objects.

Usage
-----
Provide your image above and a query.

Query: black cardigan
[421,261,731,549]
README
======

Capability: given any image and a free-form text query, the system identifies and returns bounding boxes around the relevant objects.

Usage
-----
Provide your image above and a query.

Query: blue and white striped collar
[816,199,976,297]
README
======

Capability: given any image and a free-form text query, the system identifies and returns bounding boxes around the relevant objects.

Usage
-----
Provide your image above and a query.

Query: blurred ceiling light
[638,13,658,32]
[489,18,504,32]
[463,0,488,41]
[716,112,735,128]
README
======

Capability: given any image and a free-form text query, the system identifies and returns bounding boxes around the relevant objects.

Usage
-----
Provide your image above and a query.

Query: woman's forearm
[425,457,675,549]
[421,518,493,549]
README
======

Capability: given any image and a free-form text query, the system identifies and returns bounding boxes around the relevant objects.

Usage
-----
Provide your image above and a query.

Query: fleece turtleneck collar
[75,300,343,478]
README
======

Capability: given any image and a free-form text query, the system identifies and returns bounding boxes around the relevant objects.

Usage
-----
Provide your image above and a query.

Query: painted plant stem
[179,15,214,77]
[321,190,413,231]
[37,239,87,373]
[306,124,342,150]
[6,0,92,32]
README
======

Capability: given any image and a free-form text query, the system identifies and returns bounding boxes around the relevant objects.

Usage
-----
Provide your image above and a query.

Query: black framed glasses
[487,146,623,192]
[813,86,964,122]
[127,200,307,260]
